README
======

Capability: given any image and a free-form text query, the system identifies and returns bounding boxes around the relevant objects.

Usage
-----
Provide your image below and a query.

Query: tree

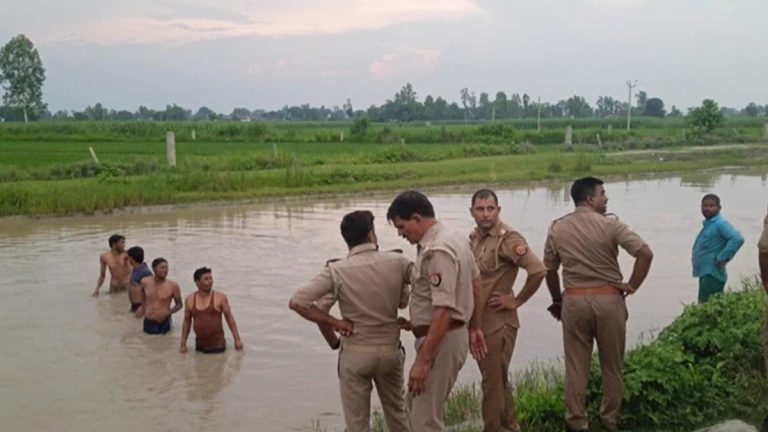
[668,105,682,118]
[478,92,491,120]
[231,107,251,120]
[343,99,354,119]
[596,96,620,117]
[460,88,472,120]
[643,97,666,117]
[563,95,593,118]
[0,35,46,122]
[493,92,508,119]
[193,106,216,120]
[688,99,725,132]
[350,117,369,141]
[635,90,647,112]
[84,103,108,120]
[742,103,760,117]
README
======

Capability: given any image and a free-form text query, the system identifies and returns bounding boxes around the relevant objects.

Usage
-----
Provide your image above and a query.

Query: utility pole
[626,80,637,130]
[537,97,542,131]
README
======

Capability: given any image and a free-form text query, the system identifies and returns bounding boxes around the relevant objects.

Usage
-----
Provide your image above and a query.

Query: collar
[473,220,507,239]
[347,243,378,257]
[574,206,598,214]
[703,214,722,226]
[418,221,443,249]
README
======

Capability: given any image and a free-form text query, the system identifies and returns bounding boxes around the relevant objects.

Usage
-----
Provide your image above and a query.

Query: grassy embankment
[356,278,768,432]
[1,119,767,217]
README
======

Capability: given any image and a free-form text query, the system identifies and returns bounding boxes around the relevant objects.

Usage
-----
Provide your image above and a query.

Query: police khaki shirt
[543,207,647,288]
[291,243,412,345]
[410,222,479,328]
[471,221,547,334]
[758,213,768,254]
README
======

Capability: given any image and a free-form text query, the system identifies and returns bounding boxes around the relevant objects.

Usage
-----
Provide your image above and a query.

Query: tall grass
[366,278,768,432]
[1,118,765,143]
[2,144,767,217]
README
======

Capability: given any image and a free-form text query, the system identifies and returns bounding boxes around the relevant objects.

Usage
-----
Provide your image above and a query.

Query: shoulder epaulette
[604,212,620,221]
[387,248,404,254]
[325,258,341,267]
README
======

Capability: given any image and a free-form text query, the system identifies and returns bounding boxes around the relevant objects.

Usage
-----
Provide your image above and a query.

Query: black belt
[412,320,464,338]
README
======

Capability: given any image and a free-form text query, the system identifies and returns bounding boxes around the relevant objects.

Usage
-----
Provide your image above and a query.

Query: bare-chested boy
[180,267,244,354]
[92,234,131,297]
[141,258,183,335]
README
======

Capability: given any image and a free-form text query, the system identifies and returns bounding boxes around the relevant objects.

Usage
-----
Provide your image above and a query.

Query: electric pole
[626,80,637,130]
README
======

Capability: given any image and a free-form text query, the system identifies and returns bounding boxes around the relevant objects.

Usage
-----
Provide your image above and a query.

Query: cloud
[40,0,480,45]
[370,48,442,79]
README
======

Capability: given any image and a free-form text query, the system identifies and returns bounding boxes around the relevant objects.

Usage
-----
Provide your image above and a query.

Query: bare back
[143,277,181,321]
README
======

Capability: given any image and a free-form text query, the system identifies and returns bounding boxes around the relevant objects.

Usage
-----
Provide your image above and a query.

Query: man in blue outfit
[692,194,744,303]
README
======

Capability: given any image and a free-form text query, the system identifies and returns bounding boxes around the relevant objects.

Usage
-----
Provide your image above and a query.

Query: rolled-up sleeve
[291,267,335,309]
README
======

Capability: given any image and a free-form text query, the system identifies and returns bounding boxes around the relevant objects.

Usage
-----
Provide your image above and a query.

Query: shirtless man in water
[92,234,131,297]
[180,267,244,353]
[141,258,183,335]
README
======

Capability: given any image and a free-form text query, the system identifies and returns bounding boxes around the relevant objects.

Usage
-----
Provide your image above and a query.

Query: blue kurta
[691,214,744,282]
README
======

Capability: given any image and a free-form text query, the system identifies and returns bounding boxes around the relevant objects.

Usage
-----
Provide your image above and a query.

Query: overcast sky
[2,0,766,113]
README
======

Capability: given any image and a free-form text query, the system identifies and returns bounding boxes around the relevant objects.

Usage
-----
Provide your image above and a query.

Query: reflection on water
[1,170,767,431]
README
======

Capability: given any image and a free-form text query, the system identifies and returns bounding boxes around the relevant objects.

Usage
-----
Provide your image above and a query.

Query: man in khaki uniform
[469,189,547,432]
[757,212,768,432]
[289,210,412,432]
[543,177,654,432]
[387,190,487,432]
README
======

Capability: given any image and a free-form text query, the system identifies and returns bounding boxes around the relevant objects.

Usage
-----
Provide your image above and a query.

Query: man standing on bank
[469,189,547,432]
[180,267,244,354]
[141,258,183,335]
[387,191,487,432]
[92,234,131,297]
[692,193,744,303]
[289,210,413,432]
[543,177,653,432]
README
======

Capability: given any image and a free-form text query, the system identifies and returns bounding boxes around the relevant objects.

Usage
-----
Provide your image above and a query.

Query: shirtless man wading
[141,258,183,335]
[92,234,131,297]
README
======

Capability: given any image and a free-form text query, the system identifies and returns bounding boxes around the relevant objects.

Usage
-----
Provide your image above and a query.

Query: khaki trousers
[409,327,469,432]
[338,344,410,432]
[477,325,519,432]
[562,295,627,431]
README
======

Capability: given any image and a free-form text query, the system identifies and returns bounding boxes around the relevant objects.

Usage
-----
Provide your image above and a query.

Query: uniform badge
[514,244,528,256]
[429,273,442,287]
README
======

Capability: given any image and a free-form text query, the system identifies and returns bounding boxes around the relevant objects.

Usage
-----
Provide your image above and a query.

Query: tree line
[1,34,767,123]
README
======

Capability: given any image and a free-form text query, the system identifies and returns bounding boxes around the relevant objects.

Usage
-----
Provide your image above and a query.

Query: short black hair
[386,190,435,221]
[570,177,605,205]
[340,210,375,248]
[108,234,125,248]
[151,257,167,269]
[127,246,144,263]
[702,193,721,206]
[193,267,212,281]
[471,189,499,206]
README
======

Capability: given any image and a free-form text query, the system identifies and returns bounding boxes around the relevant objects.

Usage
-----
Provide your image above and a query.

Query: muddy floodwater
[2,170,767,431]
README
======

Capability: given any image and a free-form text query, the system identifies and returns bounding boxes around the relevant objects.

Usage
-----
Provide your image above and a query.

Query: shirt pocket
[477,239,503,272]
